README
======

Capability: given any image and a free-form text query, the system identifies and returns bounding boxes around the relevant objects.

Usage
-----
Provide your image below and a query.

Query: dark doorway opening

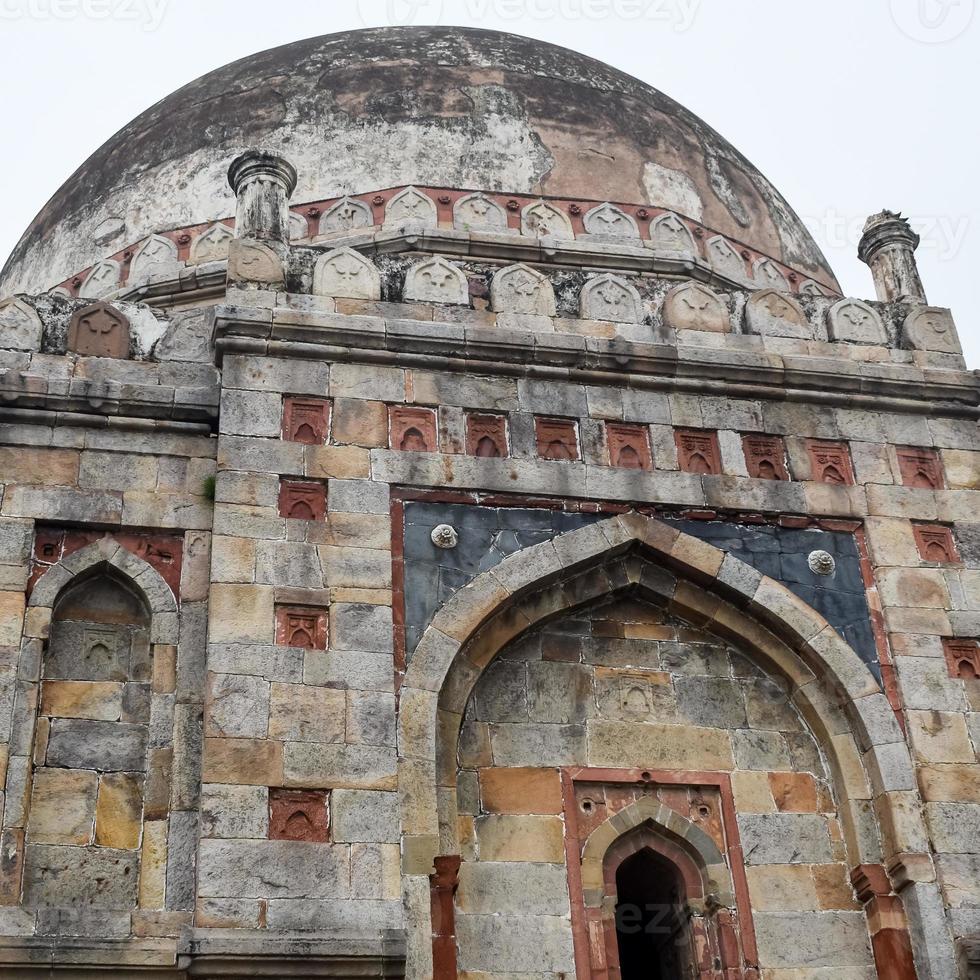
[615,847,694,980]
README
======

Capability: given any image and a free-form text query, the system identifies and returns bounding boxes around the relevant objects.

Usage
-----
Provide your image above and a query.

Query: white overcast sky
[0,0,976,367]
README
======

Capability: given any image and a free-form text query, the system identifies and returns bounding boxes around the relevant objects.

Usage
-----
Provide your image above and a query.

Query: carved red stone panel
[275,605,328,650]
[606,423,652,470]
[535,417,580,462]
[896,446,945,490]
[913,524,959,564]
[806,440,855,485]
[675,429,721,475]
[67,302,131,359]
[269,788,329,842]
[283,397,331,445]
[390,406,439,453]
[466,414,509,458]
[742,434,789,481]
[278,481,327,521]
[943,638,980,680]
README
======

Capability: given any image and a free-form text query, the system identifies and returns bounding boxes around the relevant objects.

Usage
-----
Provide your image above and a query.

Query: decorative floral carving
[385,186,437,227]
[583,203,639,239]
[521,201,574,240]
[320,197,373,234]
[430,525,459,550]
[313,247,381,300]
[190,223,235,264]
[404,257,469,305]
[454,193,508,232]
[580,274,643,324]
[491,264,556,316]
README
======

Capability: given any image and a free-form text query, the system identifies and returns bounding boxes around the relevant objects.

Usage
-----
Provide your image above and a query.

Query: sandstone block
[745,864,818,911]
[95,772,143,849]
[738,813,833,865]
[457,861,571,915]
[331,789,399,843]
[201,784,269,839]
[208,585,275,645]
[40,680,123,721]
[479,767,563,815]
[754,910,873,968]
[23,844,139,908]
[46,719,148,772]
[139,819,168,909]
[202,737,283,787]
[205,672,270,739]
[197,839,350,899]
[27,768,97,845]
[456,913,575,974]
[268,682,345,744]
[475,814,564,863]
[587,720,734,771]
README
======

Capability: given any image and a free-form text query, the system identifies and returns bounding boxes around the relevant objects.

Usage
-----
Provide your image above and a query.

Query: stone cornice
[213,305,980,419]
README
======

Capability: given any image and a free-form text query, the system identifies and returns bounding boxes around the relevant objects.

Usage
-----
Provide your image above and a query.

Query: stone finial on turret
[227,149,298,245]
[858,210,927,305]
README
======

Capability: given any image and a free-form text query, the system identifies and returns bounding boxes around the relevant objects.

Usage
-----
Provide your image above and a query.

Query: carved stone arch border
[0,536,182,908]
[580,797,731,907]
[398,513,954,980]
[27,536,178,628]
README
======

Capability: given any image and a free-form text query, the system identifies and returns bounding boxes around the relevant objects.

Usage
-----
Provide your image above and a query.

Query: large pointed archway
[397,513,953,979]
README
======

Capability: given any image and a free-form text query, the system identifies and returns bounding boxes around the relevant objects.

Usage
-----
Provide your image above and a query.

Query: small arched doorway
[603,825,707,980]
[615,847,696,980]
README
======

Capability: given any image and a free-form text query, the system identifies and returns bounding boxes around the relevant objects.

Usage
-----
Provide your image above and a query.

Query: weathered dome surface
[0,26,838,295]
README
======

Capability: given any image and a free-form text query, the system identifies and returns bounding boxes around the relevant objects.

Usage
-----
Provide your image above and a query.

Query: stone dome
[0,26,838,295]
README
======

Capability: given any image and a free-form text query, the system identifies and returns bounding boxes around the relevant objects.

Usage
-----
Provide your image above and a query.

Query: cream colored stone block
[208,585,274,644]
[731,770,776,813]
[475,814,565,863]
[139,820,168,909]
[95,772,143,848]
[941,449,980,490]
[908,710,975,764]
[0,591,25,647]
[587,721,734,771]
[745,864,818,912]
[863,518,920,568]
[27,768,97,845]
[211,536,257,583]
[40,681,123,721]
[203,737,284,787]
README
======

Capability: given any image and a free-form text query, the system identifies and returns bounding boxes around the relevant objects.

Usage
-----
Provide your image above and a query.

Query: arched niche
[4,538,180,926]
[397,514,951,979]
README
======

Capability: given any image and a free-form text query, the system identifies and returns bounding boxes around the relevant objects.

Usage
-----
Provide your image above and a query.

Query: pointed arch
[397,513,949,976]
[28,537,177,643]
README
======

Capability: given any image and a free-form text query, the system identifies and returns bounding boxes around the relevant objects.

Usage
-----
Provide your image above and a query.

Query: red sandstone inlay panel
[896,446,945,490]
[67,302,130,359]
[466,414,509,459]
[275,605,328,650]
[606,423,653,471]
[806,440,855,485]
[943,638,980,680]
[283,397,331,445]
[675,429,721,475]
[30,527,184,598]
[278,481,327,521]
[913,524,959,564]
[742,434,789,481]
[535,417,580,462]
[390,406,439,453]
[269,788,329,842]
